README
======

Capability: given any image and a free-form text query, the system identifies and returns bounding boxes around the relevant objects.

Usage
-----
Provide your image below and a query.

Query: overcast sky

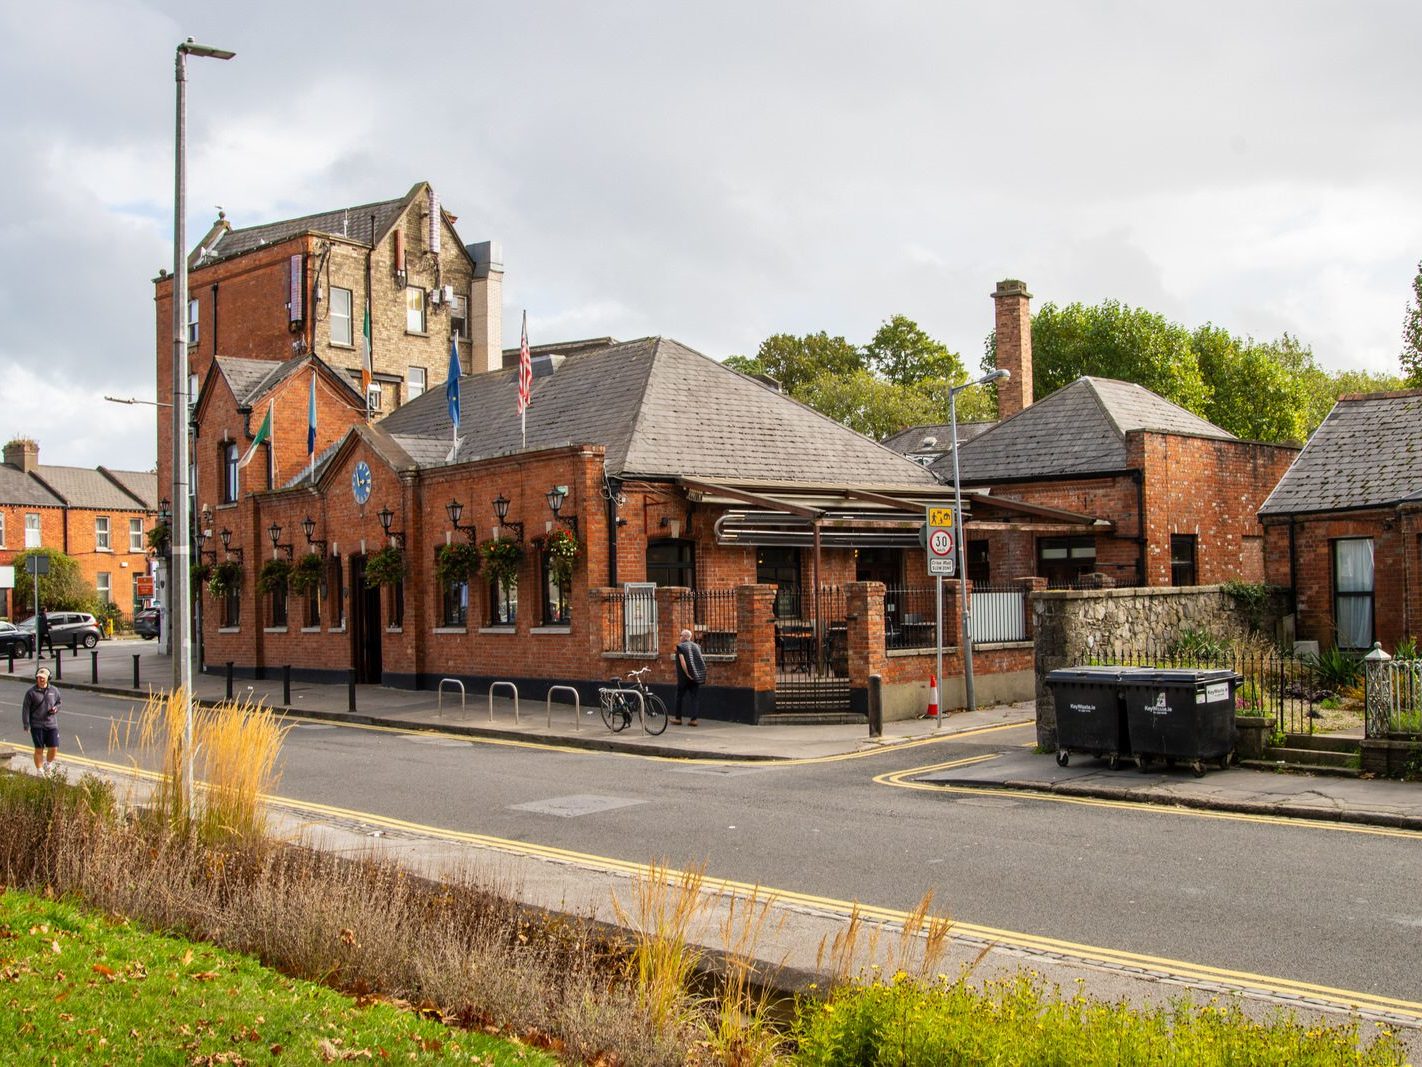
[3,0,1420,471]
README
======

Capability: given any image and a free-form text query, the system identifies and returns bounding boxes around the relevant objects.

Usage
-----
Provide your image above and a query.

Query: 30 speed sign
[924,505,957,577]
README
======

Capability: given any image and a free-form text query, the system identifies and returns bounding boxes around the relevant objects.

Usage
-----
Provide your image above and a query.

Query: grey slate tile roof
[881,422,993,455]
[214,355,358,409]
[938,376,1234,483]
[32,467,150,510]
[0,465,64,507]
[375,336,938,485]
[100,469,158,510]
[197,195,408,266]
[1259,390,1422,516]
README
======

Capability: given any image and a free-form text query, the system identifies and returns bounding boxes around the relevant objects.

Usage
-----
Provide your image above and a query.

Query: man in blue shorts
[21,666,61,776]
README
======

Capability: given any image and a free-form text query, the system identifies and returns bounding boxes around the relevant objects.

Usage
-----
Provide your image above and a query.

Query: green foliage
[1194,326,1314,443]
[480,536,524,595]
[1167,627,1230,662]
[1403,258,1422,386]
[543,527,580,588]
[190,561,211,588]
[146,521,171,556]
[793,972,1403,1066]
[289,552,324,594]
[1222,580,1272,632]
[1304,645,1365,690]
[1394,636,1419,661]
[865,314,966,386]
[207,560,243,598]
[256,557,292,594]
[797,369,940,439]
[434,541,481,585]
[730,331,865,394]
[363,546,406,588]
[12,548,97,614]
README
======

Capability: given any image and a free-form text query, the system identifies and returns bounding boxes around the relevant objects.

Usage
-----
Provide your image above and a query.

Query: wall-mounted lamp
[492,494,523,542]
[446,498,476,542]
[195,526,217,564]
[301,515,327,555]
[378,505,405,547]
[545,484,578,536]
[158,498,172,527]
[267,521,294,559]
[219,526,243,563]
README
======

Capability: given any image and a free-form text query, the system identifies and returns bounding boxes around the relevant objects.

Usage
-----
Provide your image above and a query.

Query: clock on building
[351,461,373,505]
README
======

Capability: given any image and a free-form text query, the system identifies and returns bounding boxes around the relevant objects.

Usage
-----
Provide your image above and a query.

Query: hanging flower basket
[365,546,407,588]
[544,527,580,588]
[435,541,481,585]
[257,558,292,594]
[208,560,243,598]
[190,561,212,587]
[290,552,324,594]
[480,536,524,595]
[147,522,171,557]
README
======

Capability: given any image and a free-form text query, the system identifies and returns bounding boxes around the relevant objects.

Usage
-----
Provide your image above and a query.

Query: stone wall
[1032,584,1289,748]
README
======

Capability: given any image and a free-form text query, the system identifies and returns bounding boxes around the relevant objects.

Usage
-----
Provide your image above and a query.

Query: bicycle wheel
[642,692,669,735]
[599,691,622,732]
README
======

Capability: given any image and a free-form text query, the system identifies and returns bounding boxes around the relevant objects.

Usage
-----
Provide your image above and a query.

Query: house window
[0,512,6,547]
[408,366,426,400]
[96,572,111,603]
[405,287,426,334]
[129,518,144,553]
[25,513,40,548]
[95,516,111,551]
[269,578,288,628]
[968,540,991,584]
[540,548,569,625]
[222,586,240,628]
[222,441,239,504]
[489,577,517,626]
[329,554,345,628]
[187,298,199,344]
[368,380,384,413]
[439,549,468,627]
[330,286,353,346]
[450,294,469,340]
[1170,534,1198,586]
[1037,536,1096,587]
[756,547,801,618]
[1332,538,1374,650]
[647,539,695,588]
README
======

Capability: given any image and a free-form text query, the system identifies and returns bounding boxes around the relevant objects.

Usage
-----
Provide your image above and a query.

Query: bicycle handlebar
[625,666,652,680]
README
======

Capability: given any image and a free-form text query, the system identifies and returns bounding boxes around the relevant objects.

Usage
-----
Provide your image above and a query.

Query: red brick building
[0,439,156,621]
[1259,389,1422,653]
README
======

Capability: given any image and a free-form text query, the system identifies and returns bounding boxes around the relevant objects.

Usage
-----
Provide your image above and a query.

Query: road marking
[11,745,1420,1023]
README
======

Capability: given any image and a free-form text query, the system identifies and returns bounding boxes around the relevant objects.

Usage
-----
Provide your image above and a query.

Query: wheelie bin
[1045,667,1134,770]
[1118,669,1241,777]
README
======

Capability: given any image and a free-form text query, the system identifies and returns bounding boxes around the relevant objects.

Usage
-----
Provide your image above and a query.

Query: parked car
[134,607,160,640]
[0,620,34,657]
[18,611,104,649]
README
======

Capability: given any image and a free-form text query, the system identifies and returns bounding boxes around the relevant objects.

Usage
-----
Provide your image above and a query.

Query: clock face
[351,461,373,505]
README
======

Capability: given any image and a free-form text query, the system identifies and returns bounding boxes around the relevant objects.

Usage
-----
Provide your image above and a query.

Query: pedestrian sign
[925,505,957,577]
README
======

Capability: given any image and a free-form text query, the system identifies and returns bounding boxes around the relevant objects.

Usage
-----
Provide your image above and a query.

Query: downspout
[210,282,219,356]
[1288,516,1298,607]
[605,476,621,587]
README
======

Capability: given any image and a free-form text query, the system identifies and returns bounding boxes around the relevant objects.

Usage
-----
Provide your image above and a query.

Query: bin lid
[1046,666,1127,683]
[1121,668,1240,686]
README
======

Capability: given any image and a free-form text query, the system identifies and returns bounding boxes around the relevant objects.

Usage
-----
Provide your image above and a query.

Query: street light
[949,367,1010,714]
[171,37,234,812]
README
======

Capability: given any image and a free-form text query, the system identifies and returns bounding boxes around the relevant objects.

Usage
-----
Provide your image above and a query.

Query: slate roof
[375,336,937,485]
[882,421,993,455]
[196,195,409,266]
[0,465,64,507]
[100,469,158,510]
[32,467,149,510]
[213,355,361,409]
[939,376,1235,483]
[1259,390,1422,516]
[0,463,153,511]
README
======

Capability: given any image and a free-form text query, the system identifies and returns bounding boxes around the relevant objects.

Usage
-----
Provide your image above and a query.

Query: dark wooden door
[349,555,382,684]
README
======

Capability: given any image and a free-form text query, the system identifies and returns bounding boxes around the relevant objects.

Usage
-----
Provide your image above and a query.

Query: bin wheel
[1107,754,1121,771]
[1136,755,1151,772]
[1191,761,1206,778]
[1055,750,1069,768]
[1217,754,1232,771]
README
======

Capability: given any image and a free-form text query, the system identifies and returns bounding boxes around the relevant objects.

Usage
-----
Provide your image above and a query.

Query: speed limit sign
[925,505,957,577]
[929,528,954,556]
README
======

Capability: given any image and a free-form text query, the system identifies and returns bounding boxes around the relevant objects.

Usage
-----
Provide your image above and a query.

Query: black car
[0,621,33,657]
[134,607,160,640]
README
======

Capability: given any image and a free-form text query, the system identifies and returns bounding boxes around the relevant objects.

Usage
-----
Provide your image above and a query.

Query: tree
[12,548,98,617]
[726,332,864,395]
[1403,259,1422,386]
[864,314,966,387]
[1193,326,1314,443]
[796,370,939,440]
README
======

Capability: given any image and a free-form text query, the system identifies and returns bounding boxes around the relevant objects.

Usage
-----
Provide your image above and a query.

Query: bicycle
[598,667,668,735]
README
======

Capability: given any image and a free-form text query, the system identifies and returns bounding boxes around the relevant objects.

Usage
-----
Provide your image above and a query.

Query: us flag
[517,311,532,416]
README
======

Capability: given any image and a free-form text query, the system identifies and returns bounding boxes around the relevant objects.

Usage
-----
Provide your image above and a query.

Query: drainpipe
[606,478,620,587]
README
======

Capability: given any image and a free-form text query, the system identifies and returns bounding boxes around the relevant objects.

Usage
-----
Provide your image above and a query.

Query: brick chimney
[466,240,504,374]
[992,279,1033,420]
[3,438,38,473]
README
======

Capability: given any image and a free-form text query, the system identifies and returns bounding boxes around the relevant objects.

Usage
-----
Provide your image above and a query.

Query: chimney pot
[991,279,1034,421]
[3,438,39,474]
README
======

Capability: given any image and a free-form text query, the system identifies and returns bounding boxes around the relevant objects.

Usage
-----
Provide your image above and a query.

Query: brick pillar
[656,586,695,685]
[1017,577,1048,641]
[992,279,1033,420]
[846,582,886,716]
[736,584,776,723]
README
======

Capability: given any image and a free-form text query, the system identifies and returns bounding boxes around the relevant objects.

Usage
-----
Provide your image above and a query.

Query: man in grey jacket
[21,667,61,776]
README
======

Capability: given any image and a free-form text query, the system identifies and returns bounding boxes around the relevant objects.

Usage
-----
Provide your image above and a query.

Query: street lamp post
[949,367,1010,714]
[172,37,234,811]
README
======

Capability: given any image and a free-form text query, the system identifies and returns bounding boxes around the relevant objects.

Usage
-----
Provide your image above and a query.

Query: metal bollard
[225,661,234,701]
[53,652,62,681]
[7,648,12,674]
[347,669,357,712]
[132,653,141,690]
[868,673,883,738]
[282,665,291,705]
[90,650,99,685]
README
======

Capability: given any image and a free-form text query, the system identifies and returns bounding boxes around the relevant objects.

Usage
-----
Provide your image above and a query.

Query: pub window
[1332,538,1374,650]
[221,441,239,504]
[222,586,240,628]
[305,581,321,628]
[329,554,345,628]
[756,546,801,618]
[646,538,695,588]
[1037,536,1096,587]
[967,540,990,583]
[439,548,468,627]
[540,546,569,626]
[1170,534,1198,586]
[269,578,288,628]
[489,576,517,626]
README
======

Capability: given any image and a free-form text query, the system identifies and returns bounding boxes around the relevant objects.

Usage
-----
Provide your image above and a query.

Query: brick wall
[0,504,152,620]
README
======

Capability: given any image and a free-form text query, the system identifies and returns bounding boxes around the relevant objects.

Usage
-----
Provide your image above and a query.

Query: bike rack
[597,686,645,730]
[545,685,582,730]
[437,678,466,719]
[489,680,520,724]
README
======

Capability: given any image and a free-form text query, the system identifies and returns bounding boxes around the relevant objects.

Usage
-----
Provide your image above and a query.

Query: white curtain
[1334,539,1374,649]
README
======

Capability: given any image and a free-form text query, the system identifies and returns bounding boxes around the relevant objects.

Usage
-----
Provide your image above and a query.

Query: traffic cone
[925,673,939,718]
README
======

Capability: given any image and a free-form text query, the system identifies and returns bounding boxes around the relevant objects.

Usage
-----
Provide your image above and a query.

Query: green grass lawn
[0,888,555,1065]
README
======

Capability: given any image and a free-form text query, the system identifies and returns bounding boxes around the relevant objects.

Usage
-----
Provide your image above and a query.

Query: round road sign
[929,529,954,556]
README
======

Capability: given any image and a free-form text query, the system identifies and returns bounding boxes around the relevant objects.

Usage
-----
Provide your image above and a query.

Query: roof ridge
[222,192,410,241]
[611,338,665,473]
[95,466,151,510]
[1082,378,1128,442]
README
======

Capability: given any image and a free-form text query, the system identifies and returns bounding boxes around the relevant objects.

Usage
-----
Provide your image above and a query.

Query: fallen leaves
[316,1037,373,1061]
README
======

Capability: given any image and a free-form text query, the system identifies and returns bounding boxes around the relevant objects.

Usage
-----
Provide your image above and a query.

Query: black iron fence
[598,588,658,655]
[693,588,738,656]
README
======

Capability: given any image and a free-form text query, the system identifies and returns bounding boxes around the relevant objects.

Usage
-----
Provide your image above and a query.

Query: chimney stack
[4,438,38,474]
[466,240,504,375]
[992,279,1033,421]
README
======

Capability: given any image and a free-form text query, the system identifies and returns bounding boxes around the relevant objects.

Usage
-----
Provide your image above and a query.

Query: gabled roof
[211,355,365,411]
[297,422,418,492]
[195,194,409,267]
[376,336,938,485]
[1259,389,1422,516]
[100,469,158,510]
[31,466,150,511]
[0,464,64,507]
[939,376,1234,483]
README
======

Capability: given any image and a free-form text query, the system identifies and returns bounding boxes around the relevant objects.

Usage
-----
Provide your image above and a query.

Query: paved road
[5,684,1421,1015]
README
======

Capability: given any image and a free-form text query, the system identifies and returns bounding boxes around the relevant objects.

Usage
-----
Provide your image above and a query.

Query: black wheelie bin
[1118,668,1241,777]
[1045,667,1134,770]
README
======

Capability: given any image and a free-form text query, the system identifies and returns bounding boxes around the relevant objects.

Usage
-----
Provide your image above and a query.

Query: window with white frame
[368,380,384,413]
[129,517,144,553]
[222,441,239,504]
[330,286,353,346]
[450,294,468,339]
[405,287,426,334]
[0,512,6,547]
[96,572,111,603]
[408,366,426,400]
[1332,538,1374,650]
[95,516,111,551]
[24,513,40,548]
[187,298,200,344]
